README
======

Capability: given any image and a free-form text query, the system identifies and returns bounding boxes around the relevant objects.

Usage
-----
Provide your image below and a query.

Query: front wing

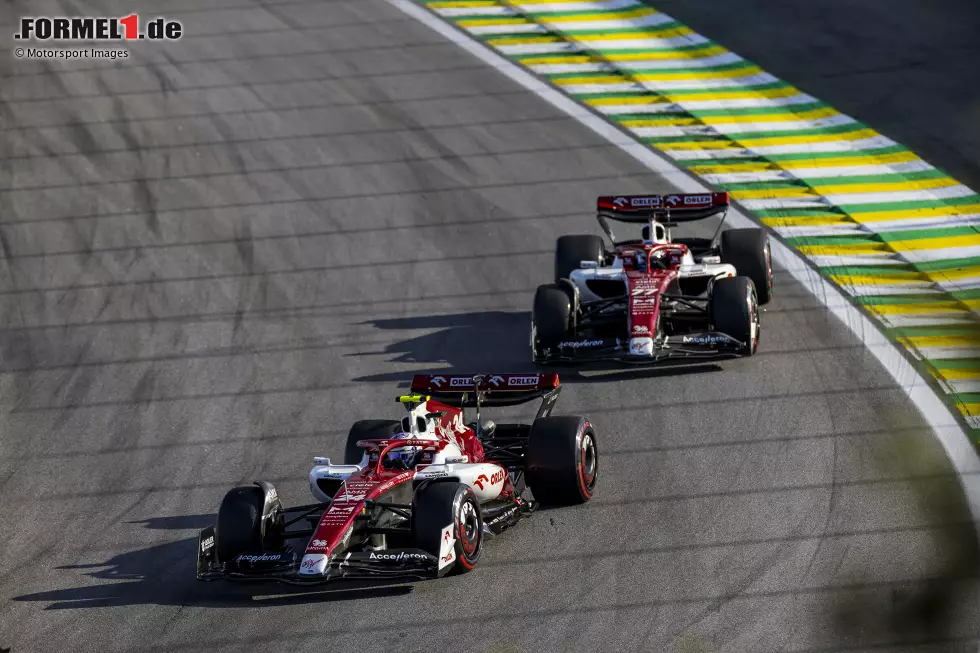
[196,527,440,585]
[533,332,748,365]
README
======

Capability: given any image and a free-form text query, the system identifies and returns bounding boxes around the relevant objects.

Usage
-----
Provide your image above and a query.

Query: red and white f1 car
[531,192,773,365]
[196,374,597,584]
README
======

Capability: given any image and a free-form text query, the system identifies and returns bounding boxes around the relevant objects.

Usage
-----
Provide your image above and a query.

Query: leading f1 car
[531,192,773,365]
[196,373,598,584]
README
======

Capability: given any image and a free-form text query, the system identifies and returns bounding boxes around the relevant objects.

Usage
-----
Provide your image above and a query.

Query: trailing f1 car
[531,192,773,365]
[196,373,597,584]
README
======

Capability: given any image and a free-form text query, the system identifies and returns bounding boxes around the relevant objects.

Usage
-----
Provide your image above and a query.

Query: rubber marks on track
[416,0,980,441]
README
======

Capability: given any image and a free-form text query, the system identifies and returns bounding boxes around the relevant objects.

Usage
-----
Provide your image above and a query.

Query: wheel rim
[748,288,760,353]
[579,432,597,495]
[458,499,480,556]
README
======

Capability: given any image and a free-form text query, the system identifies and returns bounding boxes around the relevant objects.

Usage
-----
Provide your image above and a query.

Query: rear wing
[596,192,730,244]
[408,373,561,420]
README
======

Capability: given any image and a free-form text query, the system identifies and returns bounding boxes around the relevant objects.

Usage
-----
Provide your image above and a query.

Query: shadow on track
[11,514,414,611]
[347,310,725,385]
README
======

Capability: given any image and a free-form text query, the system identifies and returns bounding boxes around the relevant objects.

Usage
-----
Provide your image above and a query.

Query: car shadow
[12,513,414,610]
[348,310,724,385]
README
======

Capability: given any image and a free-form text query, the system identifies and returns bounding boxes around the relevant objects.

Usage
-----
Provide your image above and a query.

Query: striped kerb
[418,0,980,442]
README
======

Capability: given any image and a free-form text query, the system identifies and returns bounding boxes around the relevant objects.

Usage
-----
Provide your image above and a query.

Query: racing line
[1,0,979,652]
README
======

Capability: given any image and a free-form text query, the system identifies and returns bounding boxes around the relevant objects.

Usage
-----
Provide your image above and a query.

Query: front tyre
[710,276,760,356]
[412,482,484,576]
[532,283,573,349]
[525,416,598,505]
[215,485,264,563]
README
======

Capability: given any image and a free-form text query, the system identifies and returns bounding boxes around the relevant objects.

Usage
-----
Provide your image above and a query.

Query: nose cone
[298,553,329,575]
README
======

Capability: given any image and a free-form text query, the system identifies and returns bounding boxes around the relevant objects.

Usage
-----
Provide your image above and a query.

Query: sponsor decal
[438,524,456,569]
[487,506,519,527]
[420,452,433,463]
[613,197,628,207]
[445,456,467,464]
[431,376,447,388]
[474,469,506,490]
[267,488,278,503]
[309,539,328,549]
[488,375,505,387]
[631,287,658,296]
[630,196,660,208]
[449,377,471,387]
[329,504,358,514]
[299,553,328,575]
[422,470,450,478]
[685,194,712,205]
[632,325,650,335]
[632,297,658,307]
[558,339,603,349]
[200,535,214,552]
[237,552,282,563]
[629,338,654,356]
[682,334,733,345]
[369,552,429,562]
[508,375,539,387]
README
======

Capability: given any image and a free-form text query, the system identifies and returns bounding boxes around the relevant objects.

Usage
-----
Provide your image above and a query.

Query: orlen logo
[474,470,506,490]
[508,375,539,387]
[449,377,471,387]
[631,196,660,208]
[685,194,712,205]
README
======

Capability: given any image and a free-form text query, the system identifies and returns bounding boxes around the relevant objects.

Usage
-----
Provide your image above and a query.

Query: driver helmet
[383,411,434,470]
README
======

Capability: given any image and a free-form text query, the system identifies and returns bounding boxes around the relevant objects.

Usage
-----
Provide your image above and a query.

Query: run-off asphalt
[0,1,977,652]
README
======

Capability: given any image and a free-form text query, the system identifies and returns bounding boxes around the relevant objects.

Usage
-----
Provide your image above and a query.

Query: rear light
[542,373,559,389]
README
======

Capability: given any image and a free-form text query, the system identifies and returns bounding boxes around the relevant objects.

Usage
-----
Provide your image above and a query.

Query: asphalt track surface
[0,1,978,652]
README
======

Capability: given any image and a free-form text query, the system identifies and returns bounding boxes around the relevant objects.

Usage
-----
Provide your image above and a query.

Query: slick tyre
[412,481,483,576]
[721,228,773,305]
[344,419,401,465]
[710,276,760,356]
[525,416,598,505]
[216,485,264,562]
[532,283,573,349]
[555,234,604,282]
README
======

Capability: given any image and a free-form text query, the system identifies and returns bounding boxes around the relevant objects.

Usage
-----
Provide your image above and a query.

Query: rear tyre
[412,481,483,576]
[345,419,401,465]
[525,416,598,505]
[555,235,604,282]
[216,485,264,562]
[532,284,573,348]
[710,276,760,356]
[721,228,773,305]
